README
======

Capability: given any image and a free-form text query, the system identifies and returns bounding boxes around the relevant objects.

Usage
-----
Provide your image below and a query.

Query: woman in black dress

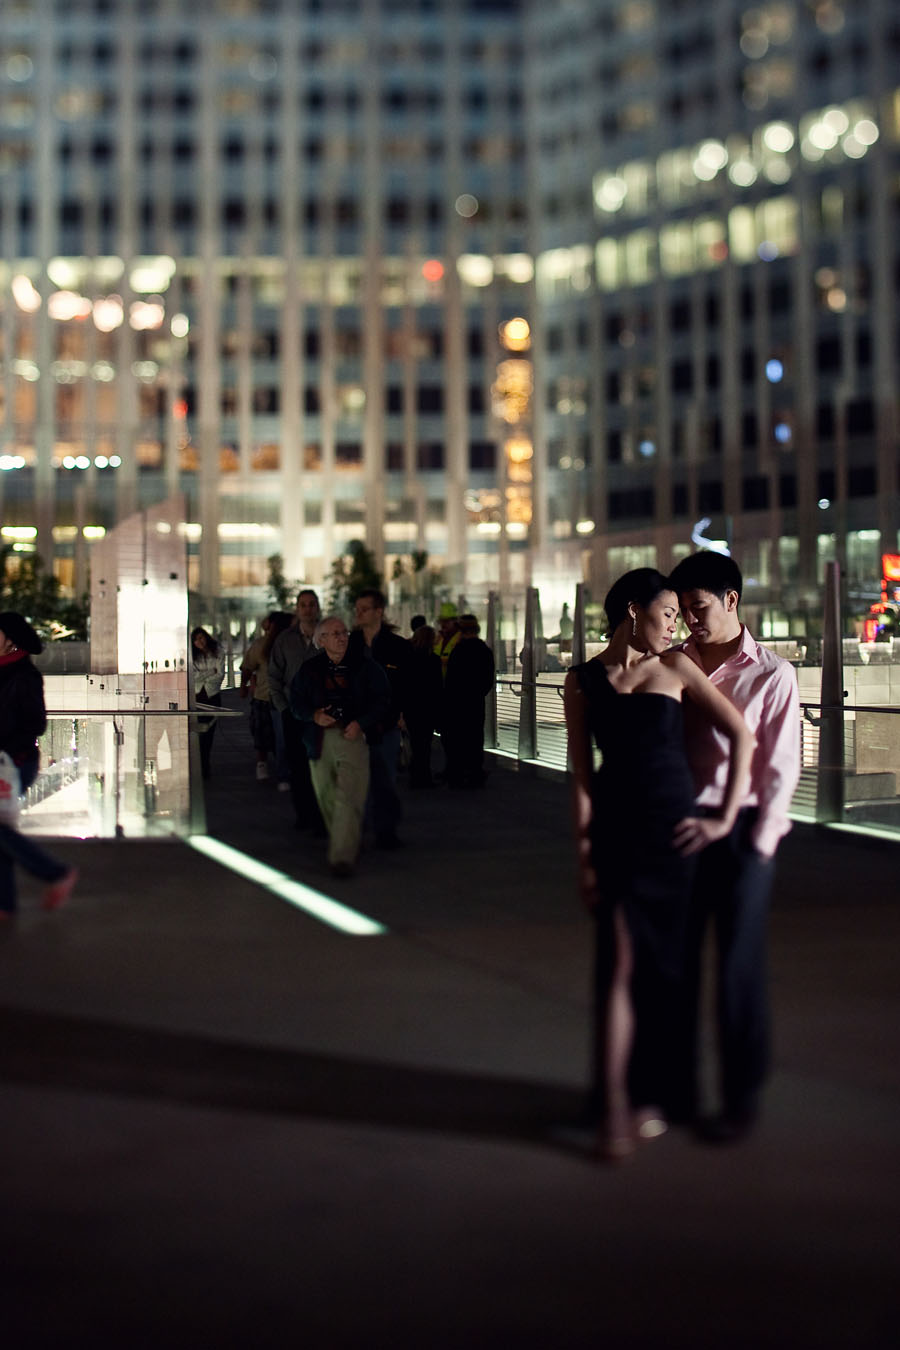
[564,569,752,1158]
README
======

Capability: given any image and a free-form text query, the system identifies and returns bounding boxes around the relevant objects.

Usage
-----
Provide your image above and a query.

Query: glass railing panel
[494,678,521,757]
[20,709,196,841]
[842,707,900,834]
[18,671,200,840]
[492,597,525,678]
[534,674,567,769]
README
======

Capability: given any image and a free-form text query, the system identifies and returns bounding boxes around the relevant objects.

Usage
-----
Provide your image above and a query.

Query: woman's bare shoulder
[660,648,696,675]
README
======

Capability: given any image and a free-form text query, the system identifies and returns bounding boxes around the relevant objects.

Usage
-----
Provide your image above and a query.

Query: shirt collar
[680,624,759,668]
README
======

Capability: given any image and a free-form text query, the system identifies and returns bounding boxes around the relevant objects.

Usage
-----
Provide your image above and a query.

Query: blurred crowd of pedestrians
[221,590,495,878]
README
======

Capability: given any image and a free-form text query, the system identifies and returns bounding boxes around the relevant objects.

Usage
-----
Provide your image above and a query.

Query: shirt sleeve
[752,661,801,857]
[240,639,261,677]
[288,663,317,723]
[268,635,287,711]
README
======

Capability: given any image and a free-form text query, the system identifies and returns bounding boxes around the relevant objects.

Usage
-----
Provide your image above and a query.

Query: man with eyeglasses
[289,616,389,878]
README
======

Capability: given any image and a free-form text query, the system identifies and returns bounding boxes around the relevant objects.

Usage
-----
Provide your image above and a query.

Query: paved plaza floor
[1,693,897,1348]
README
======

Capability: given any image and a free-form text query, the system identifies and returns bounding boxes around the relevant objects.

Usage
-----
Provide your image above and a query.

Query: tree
[0,547,89,640]
[326,540,383,612]
[266,553,296,610]
[389,548,441,603]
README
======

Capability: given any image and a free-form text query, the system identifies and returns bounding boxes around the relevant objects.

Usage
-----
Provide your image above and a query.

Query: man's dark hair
[356,587,386,611]
[668,551,743,603]
[296,588,321,611]
[603,568,673,633]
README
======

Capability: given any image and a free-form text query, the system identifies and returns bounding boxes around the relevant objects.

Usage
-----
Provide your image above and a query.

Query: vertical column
[816,560,845,823]
[197,24,222,598]
[869,0,899,553]
[236,255,253,477]
[362,0,386,572]
[114,6,139,524]
[165,271,186,501]
[587,286,608,582]
[752,242,780,597]
[442,8,467,578]
[482,263,509,591]
[713,2,739,563]
[572,580,587,668]
[403,233,425,549]
[33,6,56,556]
[485,590,499,749]
[279,7,305,581]
[517,585,539,760]
[653,268,673,572]
[794,188,818,596]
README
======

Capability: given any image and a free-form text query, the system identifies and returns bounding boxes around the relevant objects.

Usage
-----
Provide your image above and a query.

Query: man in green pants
[289,617,390,878]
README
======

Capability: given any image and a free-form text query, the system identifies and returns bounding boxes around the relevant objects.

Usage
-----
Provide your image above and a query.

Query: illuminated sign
[690,517,730,556]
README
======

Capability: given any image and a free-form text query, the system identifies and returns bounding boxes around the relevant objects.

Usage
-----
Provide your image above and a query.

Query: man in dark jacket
[289,616,389,877]
[268,588,323,831]
[349,588,412,848]
[443,614,495,788]
[0,611,78,913]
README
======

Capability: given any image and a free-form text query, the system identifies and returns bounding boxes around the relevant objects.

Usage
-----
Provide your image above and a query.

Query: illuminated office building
[532,0,899,621]
[0,0,532,599]
[0,0,898,622]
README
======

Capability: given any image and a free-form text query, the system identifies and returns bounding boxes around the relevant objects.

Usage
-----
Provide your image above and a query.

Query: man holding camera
[289,616,390,878]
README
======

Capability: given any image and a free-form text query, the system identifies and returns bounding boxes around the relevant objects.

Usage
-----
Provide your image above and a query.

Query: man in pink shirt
[669,551,800,1142]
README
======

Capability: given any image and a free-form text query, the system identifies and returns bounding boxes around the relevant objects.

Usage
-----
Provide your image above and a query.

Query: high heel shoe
[634,1108,668,1141]
[596,1108,637,1162]
[596,1131,636,1163]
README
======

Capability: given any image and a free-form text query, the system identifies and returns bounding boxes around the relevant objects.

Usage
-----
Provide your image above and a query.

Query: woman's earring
[632,615,637,637]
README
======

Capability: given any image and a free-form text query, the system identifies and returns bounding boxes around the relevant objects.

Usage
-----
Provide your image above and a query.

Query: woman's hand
[671,814,732,856]
[313,708,337,727]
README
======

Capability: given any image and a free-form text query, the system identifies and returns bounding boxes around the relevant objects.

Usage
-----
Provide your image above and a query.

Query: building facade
[531,0,899,628]
[0,0,897,628]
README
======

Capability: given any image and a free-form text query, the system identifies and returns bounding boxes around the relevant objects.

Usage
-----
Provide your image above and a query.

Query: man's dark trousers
[282,708,324,833]
[680,807,777,1122]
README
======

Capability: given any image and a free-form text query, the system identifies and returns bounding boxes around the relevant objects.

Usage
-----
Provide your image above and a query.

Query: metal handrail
[44,705,242,717]
[800,702,900,715]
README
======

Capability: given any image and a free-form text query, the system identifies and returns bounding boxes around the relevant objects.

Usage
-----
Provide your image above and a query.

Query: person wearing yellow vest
[433,602,461,679]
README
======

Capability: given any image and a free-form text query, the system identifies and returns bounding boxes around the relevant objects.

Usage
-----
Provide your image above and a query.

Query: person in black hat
[0,612,78,916]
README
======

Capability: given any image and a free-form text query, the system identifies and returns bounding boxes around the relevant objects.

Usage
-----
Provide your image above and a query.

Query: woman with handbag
[0,611,78,917]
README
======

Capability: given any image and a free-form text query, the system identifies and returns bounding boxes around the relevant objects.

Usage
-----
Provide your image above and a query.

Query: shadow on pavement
[0,1004,583,1144]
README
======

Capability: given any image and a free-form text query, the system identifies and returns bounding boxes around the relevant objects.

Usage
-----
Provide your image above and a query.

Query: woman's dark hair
[191,626,219,655]
[410,623,436,651]
[603,568,674,633]
[261,610,292,659]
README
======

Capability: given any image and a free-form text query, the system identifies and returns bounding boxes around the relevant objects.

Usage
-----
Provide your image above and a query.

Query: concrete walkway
[1,692,897,1348]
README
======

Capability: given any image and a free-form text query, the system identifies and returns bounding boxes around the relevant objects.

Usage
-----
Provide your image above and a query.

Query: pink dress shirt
[679,626,801,858]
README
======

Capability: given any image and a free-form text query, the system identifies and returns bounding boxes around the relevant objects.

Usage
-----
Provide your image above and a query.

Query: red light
[422,259,444,282]
[173,399,188,420]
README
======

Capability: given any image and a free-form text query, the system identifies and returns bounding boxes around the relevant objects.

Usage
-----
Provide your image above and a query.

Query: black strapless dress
[573,658,698,1112]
